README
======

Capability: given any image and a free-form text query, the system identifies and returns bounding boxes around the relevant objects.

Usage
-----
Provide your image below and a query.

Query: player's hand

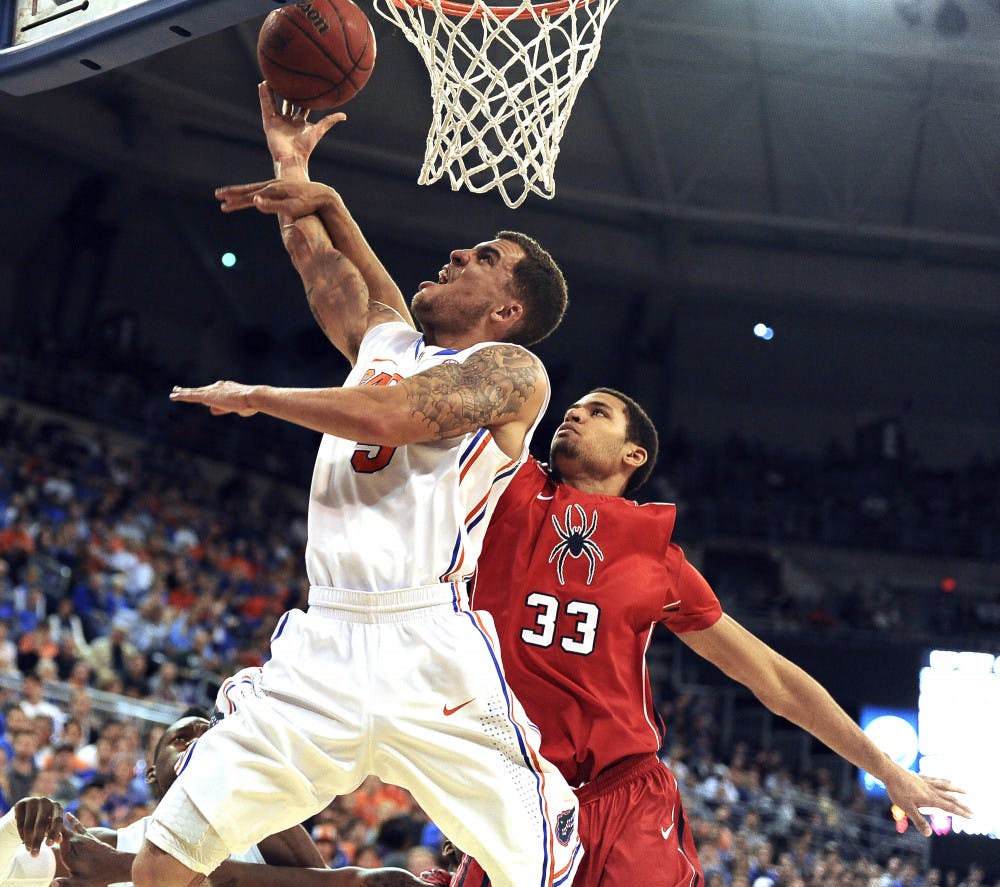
[169,381,259,417]
[882,768,973,836]
[259,81,346,175]
[215,180,341,219]
[13,797,63,855]
[54,813,130,887]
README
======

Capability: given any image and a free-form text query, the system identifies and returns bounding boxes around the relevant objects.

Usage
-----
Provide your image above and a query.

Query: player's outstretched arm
[207,864,426,887]
[55,816,420,887]
[169,344,547,457]
[678,613,974,836]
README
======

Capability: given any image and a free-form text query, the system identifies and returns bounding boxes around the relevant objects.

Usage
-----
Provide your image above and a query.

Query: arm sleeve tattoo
[403,344,542,438]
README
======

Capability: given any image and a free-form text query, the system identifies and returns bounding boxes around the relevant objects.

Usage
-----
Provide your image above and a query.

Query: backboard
[0,0,286,96]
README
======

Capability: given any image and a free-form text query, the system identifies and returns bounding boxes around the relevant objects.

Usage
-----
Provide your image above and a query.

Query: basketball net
[372,0,619,208]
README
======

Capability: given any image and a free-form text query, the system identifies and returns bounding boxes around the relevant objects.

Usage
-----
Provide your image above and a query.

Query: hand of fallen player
[13,797,63,855]
[54,813,133,887]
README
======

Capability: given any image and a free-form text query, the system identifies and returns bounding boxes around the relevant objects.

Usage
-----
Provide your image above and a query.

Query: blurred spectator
[86,617,138,690]
[0,622,17,676]
[48,597,90,656]
[66,775,110,827]
[4,728,38,804]
[354,844,383,869]
[404,846,440,879]
[41,742,82,804]
[18,672,64,737]
[311,823,349,868]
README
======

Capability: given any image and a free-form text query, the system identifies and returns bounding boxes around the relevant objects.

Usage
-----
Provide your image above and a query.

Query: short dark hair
[496,230,568,346]
[592,387,659,494]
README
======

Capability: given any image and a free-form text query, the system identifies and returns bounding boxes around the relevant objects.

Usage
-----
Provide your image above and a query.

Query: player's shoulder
[358,320,421,356]
[461,340,545,373]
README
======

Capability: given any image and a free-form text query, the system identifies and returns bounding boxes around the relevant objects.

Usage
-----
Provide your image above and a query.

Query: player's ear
[493,301,524,324]
[622,445,647,471]
[145,766,158,789]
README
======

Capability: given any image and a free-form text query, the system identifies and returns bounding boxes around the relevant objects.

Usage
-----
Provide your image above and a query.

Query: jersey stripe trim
[462,608,562,887]
[439,453,520,583]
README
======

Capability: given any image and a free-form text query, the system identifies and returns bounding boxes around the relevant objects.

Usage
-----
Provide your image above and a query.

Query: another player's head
[146,709,211,800]
[411,231,567,346]
[550,388,659,495]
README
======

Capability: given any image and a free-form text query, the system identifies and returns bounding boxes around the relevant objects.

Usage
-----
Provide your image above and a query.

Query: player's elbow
[753,683,798,721]
[353,408,422,448]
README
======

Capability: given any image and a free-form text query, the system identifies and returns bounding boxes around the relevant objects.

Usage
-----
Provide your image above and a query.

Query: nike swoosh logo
[661,824,675,840]
[536,493,554,500]
[443,698,476,716]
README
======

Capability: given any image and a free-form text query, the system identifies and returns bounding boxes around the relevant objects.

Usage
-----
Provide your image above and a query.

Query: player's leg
[134,609,370,886]
[576,757,703,887]
[371,609,583,887]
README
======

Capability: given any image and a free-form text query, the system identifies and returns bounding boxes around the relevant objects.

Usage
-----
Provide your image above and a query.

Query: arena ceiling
[1,0,998,462]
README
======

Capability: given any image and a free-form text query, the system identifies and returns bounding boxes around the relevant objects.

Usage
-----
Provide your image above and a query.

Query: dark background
[1,0,999,472]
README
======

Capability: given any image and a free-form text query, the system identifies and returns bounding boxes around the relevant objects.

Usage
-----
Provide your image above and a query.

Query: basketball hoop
[372,0,620,208]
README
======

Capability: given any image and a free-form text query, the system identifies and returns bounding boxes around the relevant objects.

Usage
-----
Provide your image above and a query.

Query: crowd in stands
[0,358,998,882]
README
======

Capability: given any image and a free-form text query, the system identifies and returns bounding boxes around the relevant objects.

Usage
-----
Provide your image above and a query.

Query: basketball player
[133,89,582,887]
[451,388,973,887]
[3,714,425,887]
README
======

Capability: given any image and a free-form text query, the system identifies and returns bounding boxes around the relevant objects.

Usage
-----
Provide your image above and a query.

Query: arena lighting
[919,650,1000,840]
[753,323,774,341]
[221,252,237,268]
[859,707,919,795]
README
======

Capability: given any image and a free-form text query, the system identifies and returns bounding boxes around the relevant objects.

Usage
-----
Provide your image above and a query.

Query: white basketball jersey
[305,322,547,592]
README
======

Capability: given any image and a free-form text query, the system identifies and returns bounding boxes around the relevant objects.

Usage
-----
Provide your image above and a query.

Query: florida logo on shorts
[556,807,576,845]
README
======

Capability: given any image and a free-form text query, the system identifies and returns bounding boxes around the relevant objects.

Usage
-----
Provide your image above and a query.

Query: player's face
[550,392,632,472]
[411,238,525,332]
[150,716,211,797]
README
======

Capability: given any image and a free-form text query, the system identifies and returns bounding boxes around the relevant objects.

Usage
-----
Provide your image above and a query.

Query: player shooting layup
[132,86,582,887]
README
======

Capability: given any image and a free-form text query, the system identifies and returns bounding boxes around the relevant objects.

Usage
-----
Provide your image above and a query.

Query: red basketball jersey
[470,457,723,787]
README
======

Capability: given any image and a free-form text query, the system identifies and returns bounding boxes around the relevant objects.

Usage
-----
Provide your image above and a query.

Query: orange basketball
[257,0,376,110]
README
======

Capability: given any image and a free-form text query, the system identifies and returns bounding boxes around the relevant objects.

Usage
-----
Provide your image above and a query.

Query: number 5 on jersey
[351,369,404,474]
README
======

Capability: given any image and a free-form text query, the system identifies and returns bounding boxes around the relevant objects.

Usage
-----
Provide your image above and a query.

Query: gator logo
[556,807,576,846]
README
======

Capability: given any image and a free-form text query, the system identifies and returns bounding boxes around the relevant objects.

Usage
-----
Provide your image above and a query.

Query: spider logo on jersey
[549,504,604,585]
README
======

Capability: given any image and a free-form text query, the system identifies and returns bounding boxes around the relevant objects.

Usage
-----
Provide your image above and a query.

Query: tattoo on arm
[404,345,540,437]
[305,287,330,336]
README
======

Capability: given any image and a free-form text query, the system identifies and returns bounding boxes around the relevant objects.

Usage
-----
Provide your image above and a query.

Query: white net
[371,0,620,208]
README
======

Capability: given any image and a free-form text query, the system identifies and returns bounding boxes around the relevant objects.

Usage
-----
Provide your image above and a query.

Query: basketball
[257,0,376,111]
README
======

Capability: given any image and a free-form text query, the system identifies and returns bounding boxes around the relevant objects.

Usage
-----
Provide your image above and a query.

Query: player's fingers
[169,386,210,403]
[45,808,65,845]
[909,808,932,837]
[259,80,277,114]
[314,112,347,137]
[63,812,86,836]
[215,181,275,199]
[924,776,966,792]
